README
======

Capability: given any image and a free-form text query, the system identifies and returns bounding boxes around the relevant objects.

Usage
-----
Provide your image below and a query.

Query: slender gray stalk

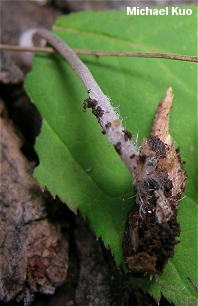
[32,28,139,174]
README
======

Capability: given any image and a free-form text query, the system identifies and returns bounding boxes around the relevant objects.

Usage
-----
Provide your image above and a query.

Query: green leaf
[25,7,198,305]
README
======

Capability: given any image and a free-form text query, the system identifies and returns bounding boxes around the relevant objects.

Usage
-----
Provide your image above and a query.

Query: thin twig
[0,43,197,62]
[0,44,54,53]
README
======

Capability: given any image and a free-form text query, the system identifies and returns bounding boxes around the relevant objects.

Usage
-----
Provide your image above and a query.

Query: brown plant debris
[123,88,187,277]
[0,100,69,305]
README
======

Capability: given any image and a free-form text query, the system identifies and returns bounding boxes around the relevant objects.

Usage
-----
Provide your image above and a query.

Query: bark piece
[0,101,69,304]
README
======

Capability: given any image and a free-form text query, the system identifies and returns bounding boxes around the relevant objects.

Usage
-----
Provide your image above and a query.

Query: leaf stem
[1,43,197,62]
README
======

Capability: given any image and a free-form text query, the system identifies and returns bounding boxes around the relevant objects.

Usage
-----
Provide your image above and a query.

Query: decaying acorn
[123,88,187,277]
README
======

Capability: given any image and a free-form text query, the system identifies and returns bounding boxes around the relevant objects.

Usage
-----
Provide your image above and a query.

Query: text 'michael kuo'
[126,7,193,16]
